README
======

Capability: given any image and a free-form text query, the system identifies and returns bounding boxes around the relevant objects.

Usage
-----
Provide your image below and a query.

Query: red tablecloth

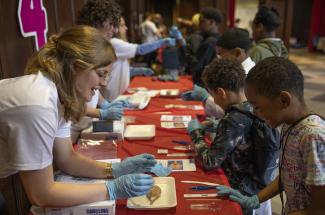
[78,76,243,215]
[129,76,193,92]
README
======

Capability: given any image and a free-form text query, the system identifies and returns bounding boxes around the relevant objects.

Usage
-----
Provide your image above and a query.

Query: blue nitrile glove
[114,99,130,108]
[150,163,172,176]
[181,85,209,102]
[99,105,123,120]
[112,154,157,178]
[106,173,154,200]
[163,38,176,47]
[169,26,186,46]
[136,40,164,55]
[99,99,111,109]
[216,185,260,210]
[169,26,183,40]
[99,99,130,109]
[187,119,203,134]
[202,117,220,132]
[130,67,154,78]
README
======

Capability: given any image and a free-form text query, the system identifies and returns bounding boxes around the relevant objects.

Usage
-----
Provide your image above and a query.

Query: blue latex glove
[99,100,111,109]
[192,85,209,102]
[163,38,176,47]
[99,99,130,109]
[112,154,157,178]
[130,67,154,78]
[113,99,130,108]
[99,105,123,120]
[181,85,209,102]
[150,163,172,176]
[216,185,260,209]
[187,119,203,134]
[169,26,183,40]
[136,40,164,55]
[106,173,154,200]
[202,117,220,132]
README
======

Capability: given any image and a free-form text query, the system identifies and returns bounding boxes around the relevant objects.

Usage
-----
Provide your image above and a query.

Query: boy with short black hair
[217,56,325,215]
[188,58,278,215]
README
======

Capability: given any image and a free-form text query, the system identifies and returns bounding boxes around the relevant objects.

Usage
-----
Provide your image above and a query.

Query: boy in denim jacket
[187,59,278,214]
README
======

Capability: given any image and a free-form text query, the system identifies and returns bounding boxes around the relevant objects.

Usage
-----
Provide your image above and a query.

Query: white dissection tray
[127,177,177,210]
[124,124,156,140]
[116,95,151,110]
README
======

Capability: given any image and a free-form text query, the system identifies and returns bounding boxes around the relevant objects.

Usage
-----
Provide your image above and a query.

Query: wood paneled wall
[0,0,87,79]
[0,0,293,79]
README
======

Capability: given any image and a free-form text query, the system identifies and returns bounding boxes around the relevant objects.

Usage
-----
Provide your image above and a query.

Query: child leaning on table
[216,57,325,215]
[187,59,279,215]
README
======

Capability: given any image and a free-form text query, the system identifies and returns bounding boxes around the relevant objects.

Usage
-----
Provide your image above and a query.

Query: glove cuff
[99,109,105,120]
[252,195,260,209]
[105,181,116,200]
[111,163,120,178]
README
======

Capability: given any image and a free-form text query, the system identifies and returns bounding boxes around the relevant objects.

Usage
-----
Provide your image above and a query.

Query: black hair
[77,0,121,28]
[200,7,223,25]
[246,56,304,99]
[217,28,251,51]
[202,58,246,92]
[253,6,280,32]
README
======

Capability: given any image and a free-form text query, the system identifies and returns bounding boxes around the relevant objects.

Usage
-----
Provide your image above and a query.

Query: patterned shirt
[280,115,325,213]
[191,102,258,194]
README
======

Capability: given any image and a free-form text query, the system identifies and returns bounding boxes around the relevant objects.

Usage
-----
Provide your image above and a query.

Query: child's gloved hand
[181,85,209,102]
[202,117,220,132]
[187,119,203,134]
[163,38,176,47]
[130,67,154,78]
[112,154,157,178]
[106,173,154,200]
[99,105,123,120]
[216,185,260,209]
[150,163,172,176]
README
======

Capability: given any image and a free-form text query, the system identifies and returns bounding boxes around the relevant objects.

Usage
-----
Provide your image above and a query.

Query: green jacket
[249,38,288,64]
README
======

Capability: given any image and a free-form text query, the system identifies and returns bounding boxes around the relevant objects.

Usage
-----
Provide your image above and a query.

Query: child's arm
[190,116,248,171]
[257,175,280,203]
[216,176,281,210]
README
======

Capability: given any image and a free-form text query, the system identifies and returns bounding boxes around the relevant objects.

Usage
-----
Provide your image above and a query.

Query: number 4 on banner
[18,0,48,50]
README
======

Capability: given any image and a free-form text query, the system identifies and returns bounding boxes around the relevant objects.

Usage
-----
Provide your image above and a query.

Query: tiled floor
[271,49,325,215]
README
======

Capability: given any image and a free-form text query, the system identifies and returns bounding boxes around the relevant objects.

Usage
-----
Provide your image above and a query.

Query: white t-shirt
[102,38,138,101]
[140,20,159,43]
[0,72,71,178]
[70,90,100,143]
[204,58,256,118]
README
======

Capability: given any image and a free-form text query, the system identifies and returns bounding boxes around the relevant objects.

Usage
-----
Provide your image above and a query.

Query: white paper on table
[157,159,196,172]
[165,104,204,110]
[161,121,189,129]
[133,90,160,97]
[160,115,192,122]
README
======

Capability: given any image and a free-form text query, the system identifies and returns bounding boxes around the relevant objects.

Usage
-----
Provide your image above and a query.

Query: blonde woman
[0,25,155,214]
